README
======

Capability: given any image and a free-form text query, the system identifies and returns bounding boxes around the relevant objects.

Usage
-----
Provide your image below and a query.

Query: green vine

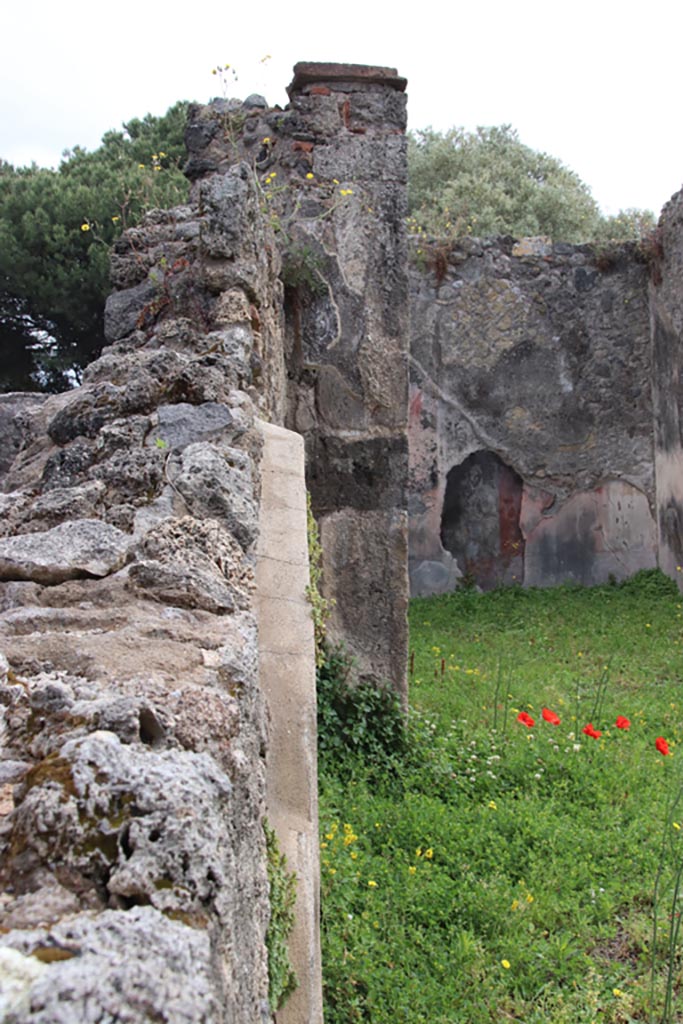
[264,822,298,1012]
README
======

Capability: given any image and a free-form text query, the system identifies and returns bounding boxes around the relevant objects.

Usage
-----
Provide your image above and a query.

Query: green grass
[318,570,683,1023]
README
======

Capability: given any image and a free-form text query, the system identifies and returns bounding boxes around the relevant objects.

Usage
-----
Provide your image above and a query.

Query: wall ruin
[2,53,683,1024]
[408,234,666,593]
[0,62,412,1023]
[0,169,281,1021]
[184,63,410,698]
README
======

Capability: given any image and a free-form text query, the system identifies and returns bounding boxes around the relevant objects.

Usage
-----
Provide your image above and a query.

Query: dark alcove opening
[440,450,525,590]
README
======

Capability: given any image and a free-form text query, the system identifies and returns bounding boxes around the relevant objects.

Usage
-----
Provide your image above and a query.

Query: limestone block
[0,907,216,1024]
[171,443,257,550]
[0,520,131,584]
[151,401,237,451]
[131,516,254,612]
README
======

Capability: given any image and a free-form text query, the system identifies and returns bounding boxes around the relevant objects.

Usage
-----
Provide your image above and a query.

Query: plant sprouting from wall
[264,822,298,1012]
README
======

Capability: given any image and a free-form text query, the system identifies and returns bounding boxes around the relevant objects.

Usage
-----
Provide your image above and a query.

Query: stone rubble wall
[184,62,411,699]
[0,61,412,1024]
[649,189,683,581]
[408,235,661,593]
[0,164,284,1023]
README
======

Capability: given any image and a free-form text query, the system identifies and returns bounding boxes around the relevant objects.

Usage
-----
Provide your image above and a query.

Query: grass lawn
[318,570,683,1023]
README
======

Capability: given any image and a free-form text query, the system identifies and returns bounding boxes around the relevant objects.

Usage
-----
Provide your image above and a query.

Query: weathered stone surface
[408,236,655,591]
[104,280,158,343]
[306,433,407,513]
[650,190,683,584]
[0,395,48,478]
[320,508,408,698]
[198,166,253,260]
[0,520,131,584]
[410,556,462,597]
[171,444,258,549]
[152,401,236,451]
[522,480,657,587]
[0,907,216,1024]
[0,150,280,1023]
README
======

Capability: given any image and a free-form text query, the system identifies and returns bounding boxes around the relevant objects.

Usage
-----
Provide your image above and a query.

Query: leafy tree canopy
[0,101,190,392]
[407,124,655,244]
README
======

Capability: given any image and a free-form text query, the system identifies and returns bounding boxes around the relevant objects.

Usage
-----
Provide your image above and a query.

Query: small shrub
[317,645,407,773]
[281,243,326,295]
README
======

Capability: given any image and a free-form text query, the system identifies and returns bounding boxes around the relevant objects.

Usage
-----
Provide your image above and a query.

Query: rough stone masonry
[0,62,412,1023]
[0,152,283,1022]
[407,221,683,596]
[183,62,411,701]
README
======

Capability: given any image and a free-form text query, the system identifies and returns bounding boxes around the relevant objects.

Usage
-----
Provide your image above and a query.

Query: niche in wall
[440,450,524,589]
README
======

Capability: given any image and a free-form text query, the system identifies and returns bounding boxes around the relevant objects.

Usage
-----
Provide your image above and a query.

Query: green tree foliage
[592,206,657,242]
[0,102,189,391]
[407,124,654,244]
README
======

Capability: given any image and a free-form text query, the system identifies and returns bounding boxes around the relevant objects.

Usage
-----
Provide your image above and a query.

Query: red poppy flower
[656,736,671,756]
[615,716,631,730]
[542,708,561,726]
[582,723,602,739]
[517,711,535,728]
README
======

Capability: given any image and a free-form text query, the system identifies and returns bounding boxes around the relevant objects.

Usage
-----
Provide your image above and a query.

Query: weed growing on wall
[264,822,298,1012]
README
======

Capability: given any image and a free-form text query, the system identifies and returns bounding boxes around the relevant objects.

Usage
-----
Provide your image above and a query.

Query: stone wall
[0,61,412,1023]
[0,166,283,1023]
[649,190,683,581]
[408,235,659,593]
[185,62,411,698]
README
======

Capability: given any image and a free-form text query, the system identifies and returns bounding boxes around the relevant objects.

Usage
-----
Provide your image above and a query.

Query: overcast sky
[2,0,682,218]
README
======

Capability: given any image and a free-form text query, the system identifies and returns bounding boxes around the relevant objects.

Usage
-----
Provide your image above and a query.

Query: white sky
[2,0,682,217]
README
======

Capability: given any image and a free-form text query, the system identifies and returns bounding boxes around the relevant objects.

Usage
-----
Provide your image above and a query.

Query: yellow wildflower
[368,880,377,888]
[408,866,417,875]
[80,223,90,232]
[306,172,314,180]
[501,960,511,969]
[424,848,433,859]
